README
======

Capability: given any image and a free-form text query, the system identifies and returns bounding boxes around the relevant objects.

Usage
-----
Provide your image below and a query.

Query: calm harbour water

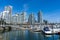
[0,30,60,40]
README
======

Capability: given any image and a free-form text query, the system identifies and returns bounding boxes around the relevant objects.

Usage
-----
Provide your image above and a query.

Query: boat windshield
[43,27,50,31]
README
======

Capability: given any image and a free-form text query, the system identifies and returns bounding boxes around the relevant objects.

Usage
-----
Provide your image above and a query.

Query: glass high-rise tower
[3,5,12,24]
[28,13,35,24]
[38,10,43,24]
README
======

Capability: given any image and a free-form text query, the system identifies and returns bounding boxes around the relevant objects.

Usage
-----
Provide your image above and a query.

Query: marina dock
[0,23,60,35]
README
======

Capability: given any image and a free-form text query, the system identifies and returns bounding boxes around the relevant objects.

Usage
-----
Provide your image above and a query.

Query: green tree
[0,18,6,25]
[43,20,48,25]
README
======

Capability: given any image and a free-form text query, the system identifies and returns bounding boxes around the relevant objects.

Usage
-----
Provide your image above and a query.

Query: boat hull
[42,31,58,35]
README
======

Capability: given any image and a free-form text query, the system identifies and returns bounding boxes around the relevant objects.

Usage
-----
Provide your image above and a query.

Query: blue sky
[0,0,60,23]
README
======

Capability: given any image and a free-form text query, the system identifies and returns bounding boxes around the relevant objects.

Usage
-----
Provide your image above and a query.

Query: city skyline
[1,5,43,24]
[0,0,60,23]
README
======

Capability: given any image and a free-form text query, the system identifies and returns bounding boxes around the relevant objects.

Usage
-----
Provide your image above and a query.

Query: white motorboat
[43,26,60,35]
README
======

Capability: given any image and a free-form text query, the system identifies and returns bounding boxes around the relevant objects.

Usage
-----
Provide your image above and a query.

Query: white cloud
[22,4,29,12]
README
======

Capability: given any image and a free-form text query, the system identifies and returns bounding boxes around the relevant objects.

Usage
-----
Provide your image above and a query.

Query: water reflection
[0,30,60,40]
[0,33,3,40]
